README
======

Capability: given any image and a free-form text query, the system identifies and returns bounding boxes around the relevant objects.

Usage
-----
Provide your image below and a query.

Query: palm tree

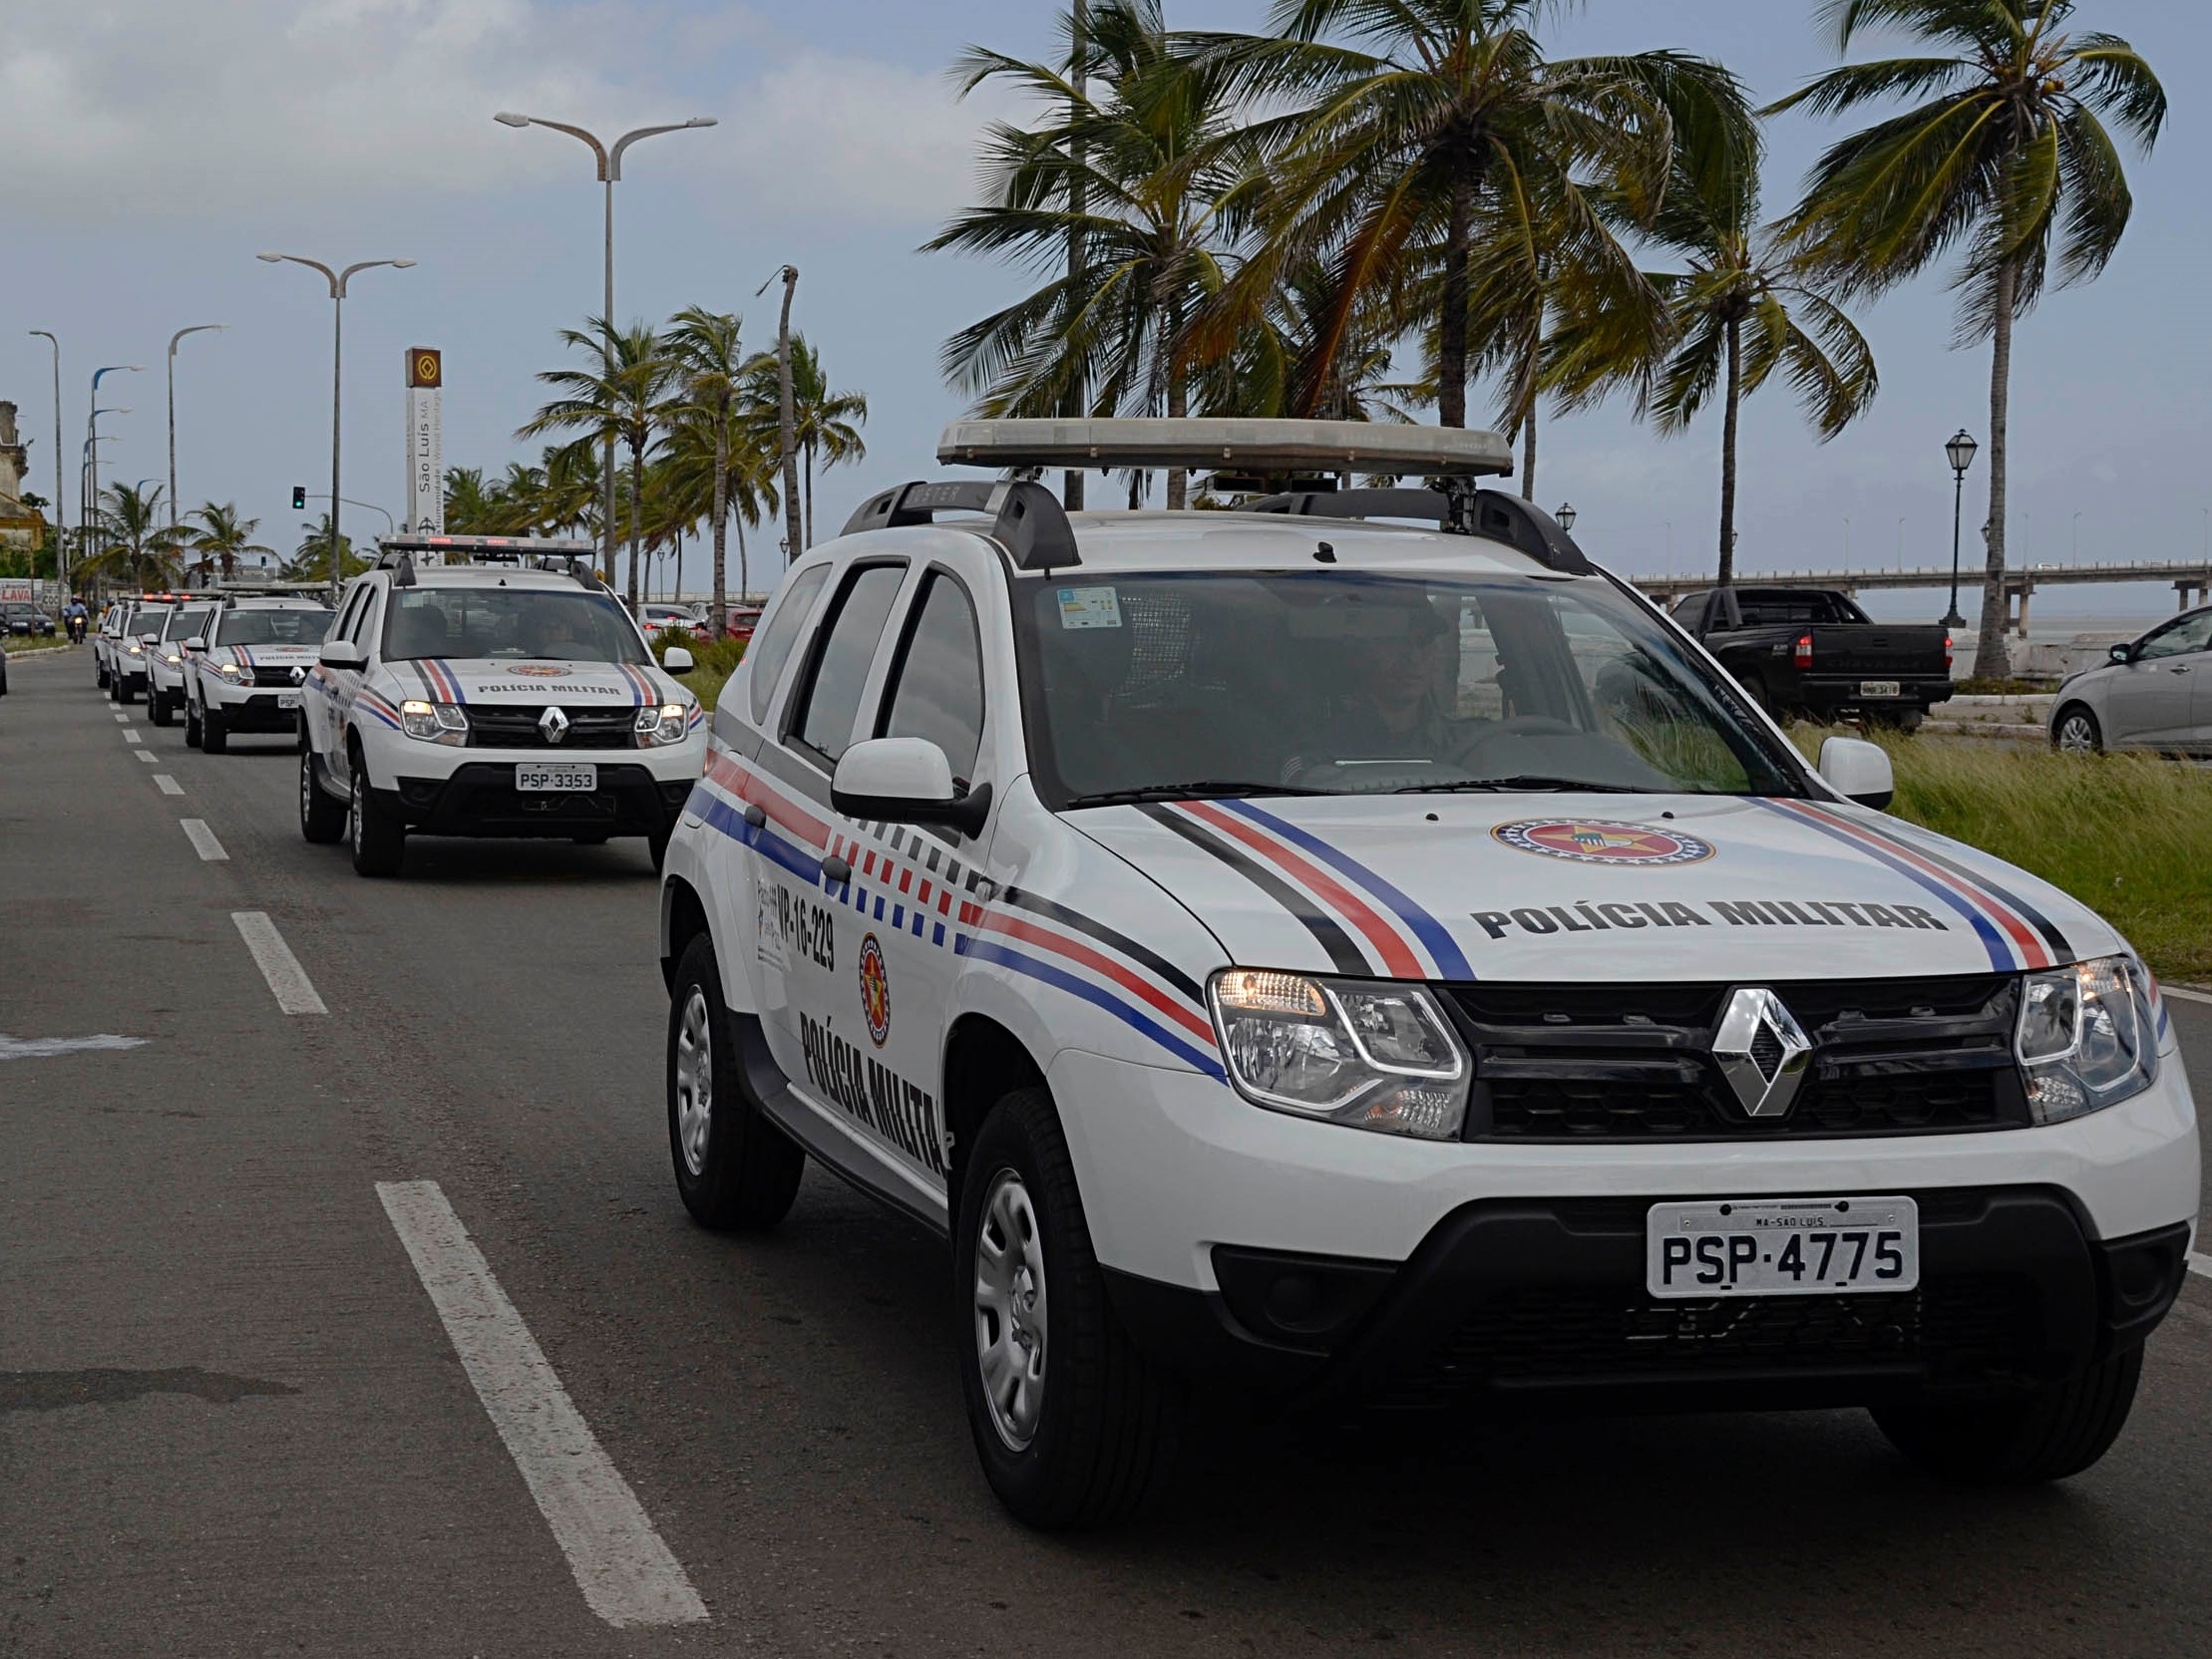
[929,0,1247,507]
[660,307,749,633]
[659,389,780,612]
[1551,145,1877,583]
[739,337,866,548]
[444,467,500,533]
[518,317,675,606]
[1189,1,1747,436]
[281,513,365,581]
[1768,0,2164,673]
[86,483,180,589]
[182,501,276,585]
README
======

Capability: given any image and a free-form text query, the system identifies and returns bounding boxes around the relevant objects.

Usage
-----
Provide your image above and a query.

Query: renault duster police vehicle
[299,536,705,876]
[182,589,334,751]
[99,598,174,703]
[656,419,2196,1529]
[142,598,214,727]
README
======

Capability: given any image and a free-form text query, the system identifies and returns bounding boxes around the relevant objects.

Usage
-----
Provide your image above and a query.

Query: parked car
[1671,586,1953,728]
[2049,604,2212,754]
[639,602,706,635]
[2,602,56,637]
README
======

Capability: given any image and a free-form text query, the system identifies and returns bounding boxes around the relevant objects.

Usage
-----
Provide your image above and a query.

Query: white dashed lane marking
[136,750,158,763]
[153,775,184,796]
[181,820,227,861]
[376,1181,709,1628]
[123,729,143,744]
[2162,985,2212,1007]
[229,912,327,1015]
[112,711,128,722]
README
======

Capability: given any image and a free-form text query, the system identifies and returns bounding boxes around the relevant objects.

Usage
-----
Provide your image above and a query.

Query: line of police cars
[88,537,708,873]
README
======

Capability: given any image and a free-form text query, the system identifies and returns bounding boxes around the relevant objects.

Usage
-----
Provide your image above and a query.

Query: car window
[1734,592,1850,625]
[747,565,831,725]
[879,570,985,786]
[382,588,647,663]
[332,586,368,643]
[791,563,907,765]
[2137,613,2212,661]
[346,590,381,647]
[163,606,212,643]
[1672,593,1709,629]
[214,608,335,646]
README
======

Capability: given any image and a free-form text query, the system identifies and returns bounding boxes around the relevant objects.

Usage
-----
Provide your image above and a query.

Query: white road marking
[136,749,158,763]
[153,774,184,796]
[2162,984,2212,1007]
[2190,1253,2212,1281]
[375,1180,709,1628]
[229,912,327,1015]
[112,710,129,722]
[181,819,228,861]
[0,1033,150,1061]
[123,729,143,744]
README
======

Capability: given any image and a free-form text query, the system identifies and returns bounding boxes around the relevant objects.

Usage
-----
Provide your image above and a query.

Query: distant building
[0,402,48,553]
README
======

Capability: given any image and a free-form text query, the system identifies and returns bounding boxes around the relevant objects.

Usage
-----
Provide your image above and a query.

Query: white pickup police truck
[299,537,705,876]
[656,419,2195,1528]
[181,589,334,751]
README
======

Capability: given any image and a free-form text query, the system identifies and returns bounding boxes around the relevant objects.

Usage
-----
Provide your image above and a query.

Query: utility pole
[1063,0,1088,512]
[29,332,63,586]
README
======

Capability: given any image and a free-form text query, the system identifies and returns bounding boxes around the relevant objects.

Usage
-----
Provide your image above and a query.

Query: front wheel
[149,687,173,727]
[300,745,346,843]
[184,696,203,748]
[2052,705,2103,754]
[347,748,405,876]
[666,934,804,1229]
[955,1088,1187,1529]
[200,705,228,753]
[1872,1345,2143,1483]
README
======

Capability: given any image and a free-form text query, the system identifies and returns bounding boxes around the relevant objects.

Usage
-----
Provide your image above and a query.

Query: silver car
[2049,605,2212,752]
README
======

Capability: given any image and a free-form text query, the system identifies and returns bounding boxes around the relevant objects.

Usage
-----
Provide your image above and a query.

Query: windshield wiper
[1062,780,1324,808]
[1398,775,1648,795]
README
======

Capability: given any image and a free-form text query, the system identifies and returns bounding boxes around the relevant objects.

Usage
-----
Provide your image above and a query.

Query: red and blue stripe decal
[417,658,468,703]
[615,664,657,705]
[353,687,405,730]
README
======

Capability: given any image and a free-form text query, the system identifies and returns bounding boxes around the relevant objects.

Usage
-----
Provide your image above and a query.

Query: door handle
[2169,665,2191,674]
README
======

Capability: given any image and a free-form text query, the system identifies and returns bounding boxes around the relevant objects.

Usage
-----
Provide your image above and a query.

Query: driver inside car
[1288,601,1464,778]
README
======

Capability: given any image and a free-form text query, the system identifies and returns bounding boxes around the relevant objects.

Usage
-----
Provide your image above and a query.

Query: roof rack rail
[840,478,1078,571]
[1247,488,1592,575]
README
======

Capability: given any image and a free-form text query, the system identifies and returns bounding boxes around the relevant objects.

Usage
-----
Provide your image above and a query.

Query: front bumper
[382,762,695,838]
[204,676,306,730]
[1798,676,1954,708]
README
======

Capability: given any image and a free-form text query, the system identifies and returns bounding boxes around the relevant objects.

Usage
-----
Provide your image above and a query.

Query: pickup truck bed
[1672,586,1954,728]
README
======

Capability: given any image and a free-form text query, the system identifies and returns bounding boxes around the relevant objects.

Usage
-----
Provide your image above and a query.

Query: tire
[1872,1345,2143,1484]
[2052,704,2102,754]
[108,671,121,704]
[200,705,228,754]
[666,934,804,1229]
[119,675,136,705]
[96,659,109,689]
[346,746,405,876]
[184,696,202,749]
[299,743,345,843]
[955,1087,1188,1529]
[647,826,672,870]
[149,687,173,727]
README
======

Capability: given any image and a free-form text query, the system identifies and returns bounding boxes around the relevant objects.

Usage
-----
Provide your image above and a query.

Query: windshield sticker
[1471,898,1951,940]
[1493,820,1715,866]
[1057,585,1123,630]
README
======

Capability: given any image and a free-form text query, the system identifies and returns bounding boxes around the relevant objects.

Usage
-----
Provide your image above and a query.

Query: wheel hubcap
[972,1168,1047,1451]
[2059,717,2095,751]
[674,987,713,1176]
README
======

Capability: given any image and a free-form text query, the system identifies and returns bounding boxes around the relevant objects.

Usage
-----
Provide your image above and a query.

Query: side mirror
[661,645,694,675]
[1818,735,1894,812]
[318,639,366,669]
[184,637,206,652]
[2109,642,2134,665]
[832,737,992,837]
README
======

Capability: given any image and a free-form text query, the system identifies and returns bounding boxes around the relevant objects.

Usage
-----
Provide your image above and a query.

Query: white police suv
[300,536,705,876]
[657,419,2196,1528]
[143,597,215,727]
[182,590,334,752]
[100,598,174,704]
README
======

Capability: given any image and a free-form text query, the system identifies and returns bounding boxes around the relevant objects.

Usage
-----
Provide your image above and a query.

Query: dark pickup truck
[1671,586,1953,729]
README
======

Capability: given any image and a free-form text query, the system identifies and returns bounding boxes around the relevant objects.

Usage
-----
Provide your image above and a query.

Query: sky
[3,0,2204,625]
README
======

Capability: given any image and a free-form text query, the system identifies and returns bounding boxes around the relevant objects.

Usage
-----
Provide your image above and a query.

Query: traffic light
[292,486,307,510]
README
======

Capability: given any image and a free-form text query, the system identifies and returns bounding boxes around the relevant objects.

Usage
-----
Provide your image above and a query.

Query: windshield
[214,608,333,646]
[1015,570,1805,806]
[161,607,212,642]
[126,608,171,636]
[381,588,648,664]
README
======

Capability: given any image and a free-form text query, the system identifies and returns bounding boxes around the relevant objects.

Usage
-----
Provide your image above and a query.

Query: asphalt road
[5,641,2211,1658]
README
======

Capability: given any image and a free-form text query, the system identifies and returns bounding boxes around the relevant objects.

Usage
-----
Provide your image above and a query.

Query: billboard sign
[405,348,444,536]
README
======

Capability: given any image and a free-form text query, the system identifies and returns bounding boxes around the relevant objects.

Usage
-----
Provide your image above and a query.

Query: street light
[1943,428,1978,628]
[1555,501,1577,531]
[495,110,717,602]
[85,369,141,582]
[257,253,416,603]
[28,332,64,583]
[168,324,226,529]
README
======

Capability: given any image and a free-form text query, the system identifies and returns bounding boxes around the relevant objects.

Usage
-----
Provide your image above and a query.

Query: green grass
[1794,728,2212,982]
[649,628,747,713]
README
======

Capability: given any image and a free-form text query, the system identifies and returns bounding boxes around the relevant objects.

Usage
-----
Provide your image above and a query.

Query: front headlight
[126,641,143,656]
[212,660,241,677]
[400,698,469,745]
[635,702,689,746]
[2016,954,2158,1123]
[1209,969,1469,1140]
[162,652,182,666]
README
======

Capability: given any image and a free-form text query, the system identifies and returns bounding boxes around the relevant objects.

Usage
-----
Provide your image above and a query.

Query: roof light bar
[937,417,1514,479]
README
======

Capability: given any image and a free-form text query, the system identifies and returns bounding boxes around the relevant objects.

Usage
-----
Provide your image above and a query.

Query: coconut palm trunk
[710,418,730,636]
[1717,314,1741,584]
[1976,258,2017,678]
[628,439,647,606]
[1437,179,1474,428]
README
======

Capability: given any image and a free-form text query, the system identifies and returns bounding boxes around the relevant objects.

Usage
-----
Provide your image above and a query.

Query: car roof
[379,565,603,591]
[224,597,331,609]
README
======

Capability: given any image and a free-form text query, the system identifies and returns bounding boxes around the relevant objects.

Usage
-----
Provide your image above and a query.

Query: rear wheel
[955,1088,1188,1528]
[666,934,804,1229]
[200,705,228,753]
[346,747,404,876]
[2053,705,2102,754]
[1872,1346,2143,1483]
[299,744,345,843]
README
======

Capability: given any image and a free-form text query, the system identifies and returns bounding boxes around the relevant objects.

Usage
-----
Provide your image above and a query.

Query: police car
[299,536,705,876]
[655,419,2198,1527]
[182,589,335,752]
[143,597,215,727]
[98,597,175,703]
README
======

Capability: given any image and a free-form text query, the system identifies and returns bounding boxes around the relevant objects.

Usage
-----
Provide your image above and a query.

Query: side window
[2138,613,2212,660]
[790,564,907,765]
[747,564,831,725]
[879,570,985,786]
[1672,593,1707,630]
[331,587,365,643]
[345,589,381,648]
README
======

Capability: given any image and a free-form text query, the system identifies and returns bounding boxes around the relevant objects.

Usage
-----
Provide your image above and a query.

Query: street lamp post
[167,324,226,531]
[1555,501,1577,531]
[494,110,717,603]
[1943,429,1979,629]
[29,332,64,586]
[257,254,415,603]
[86,366,143,584]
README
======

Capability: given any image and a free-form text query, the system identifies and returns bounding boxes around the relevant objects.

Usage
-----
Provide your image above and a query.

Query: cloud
[0,0,1004,225]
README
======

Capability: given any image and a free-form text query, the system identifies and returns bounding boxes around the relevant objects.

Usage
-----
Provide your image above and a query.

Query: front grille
[243,666,305,688]
[1450,976,2027,1142]
[1380,1273,2041,1408]
[462,705,637,750]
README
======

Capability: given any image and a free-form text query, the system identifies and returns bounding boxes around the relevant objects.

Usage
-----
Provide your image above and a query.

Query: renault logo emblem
[1711,988,1813,1118]
[539,705,569,745]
